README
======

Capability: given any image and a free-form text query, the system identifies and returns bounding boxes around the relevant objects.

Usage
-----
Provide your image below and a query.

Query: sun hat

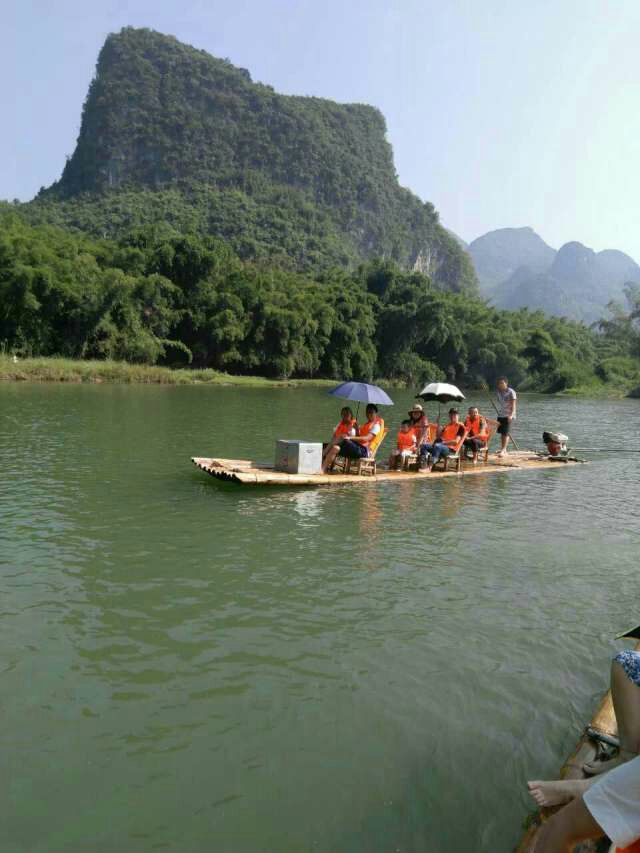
[409,403,424,414]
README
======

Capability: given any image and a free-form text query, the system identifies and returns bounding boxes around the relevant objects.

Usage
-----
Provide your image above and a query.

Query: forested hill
[29,27,475,290]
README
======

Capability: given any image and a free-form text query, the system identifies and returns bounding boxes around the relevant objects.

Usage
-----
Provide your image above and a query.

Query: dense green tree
[1,211,639,392]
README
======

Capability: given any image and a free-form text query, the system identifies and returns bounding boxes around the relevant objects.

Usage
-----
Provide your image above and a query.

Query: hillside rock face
[41,27,476,290]
[468,227,556,291]
[469,227,640,323]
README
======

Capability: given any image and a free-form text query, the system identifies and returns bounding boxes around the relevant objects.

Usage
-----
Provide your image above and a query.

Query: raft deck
[191,451,584,487]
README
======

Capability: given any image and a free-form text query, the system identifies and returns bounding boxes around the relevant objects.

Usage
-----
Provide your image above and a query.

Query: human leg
[527,778,593,807]
[533,795,604,852]
[418,443,433,471]
[584,656,640,774]
[430,443,450,466]
[322,442,342,472]
[612,655,640,755]
[464,437,483,463]
[497,417,510,455]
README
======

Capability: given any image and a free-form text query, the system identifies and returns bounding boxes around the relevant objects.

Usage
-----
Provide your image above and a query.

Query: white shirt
[584,754,640,848]
[496,387,517,418]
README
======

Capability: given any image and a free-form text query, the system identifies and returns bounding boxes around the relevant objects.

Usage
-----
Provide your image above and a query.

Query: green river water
[2,383,639,852]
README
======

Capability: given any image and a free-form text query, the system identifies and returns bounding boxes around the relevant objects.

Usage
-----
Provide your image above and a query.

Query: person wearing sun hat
[408,403,430,448]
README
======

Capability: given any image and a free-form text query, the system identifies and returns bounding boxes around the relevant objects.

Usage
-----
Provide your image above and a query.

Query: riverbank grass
[0,356,336,388]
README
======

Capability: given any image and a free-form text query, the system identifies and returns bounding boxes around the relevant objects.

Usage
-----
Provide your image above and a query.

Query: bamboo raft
[191,450,584,487]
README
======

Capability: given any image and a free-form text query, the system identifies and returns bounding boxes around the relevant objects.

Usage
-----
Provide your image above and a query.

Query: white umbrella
[417,382,465,422]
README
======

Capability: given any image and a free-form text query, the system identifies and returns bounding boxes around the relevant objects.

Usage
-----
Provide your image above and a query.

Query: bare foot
[527,779,590,807]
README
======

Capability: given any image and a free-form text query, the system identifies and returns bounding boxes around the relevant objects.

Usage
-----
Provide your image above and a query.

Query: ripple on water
[1,385,639,851]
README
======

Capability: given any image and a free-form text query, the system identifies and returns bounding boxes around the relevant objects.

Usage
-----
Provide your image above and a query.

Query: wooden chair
[462,418,498,464]
[481,418,499,462]
[346,428,389,476]
[431,430,468,473]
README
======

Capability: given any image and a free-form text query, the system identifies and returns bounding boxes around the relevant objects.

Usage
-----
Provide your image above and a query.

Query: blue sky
[3,0,640,258]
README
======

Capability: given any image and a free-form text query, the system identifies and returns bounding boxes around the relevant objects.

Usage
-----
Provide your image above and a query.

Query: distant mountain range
[465,226,640,323]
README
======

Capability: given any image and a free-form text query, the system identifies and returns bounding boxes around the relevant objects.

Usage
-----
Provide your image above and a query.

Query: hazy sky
[3,0,640,257]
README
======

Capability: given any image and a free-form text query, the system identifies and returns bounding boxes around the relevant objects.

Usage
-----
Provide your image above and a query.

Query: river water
[1,383,639,852]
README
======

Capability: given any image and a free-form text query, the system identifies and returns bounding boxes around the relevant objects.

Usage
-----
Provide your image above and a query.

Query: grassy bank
[0,356,336,388]
[1,355,637,396]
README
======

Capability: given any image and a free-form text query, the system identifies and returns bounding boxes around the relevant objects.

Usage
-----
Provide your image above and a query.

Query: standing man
[496,376,517,457]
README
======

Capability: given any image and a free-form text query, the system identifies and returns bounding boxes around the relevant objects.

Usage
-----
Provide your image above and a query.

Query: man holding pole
[496,376,517,457]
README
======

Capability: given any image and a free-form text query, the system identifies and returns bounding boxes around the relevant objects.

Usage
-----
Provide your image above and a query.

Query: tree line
[1,212,639,392]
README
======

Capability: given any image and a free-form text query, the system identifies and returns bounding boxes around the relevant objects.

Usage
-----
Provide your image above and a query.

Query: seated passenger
[463,406,489,464]
[322,404,383,473]
[419,408,466,472]
[322,406,357,465]
[528,757,640,852]
[408,403,430,448]
[388,420,417,470]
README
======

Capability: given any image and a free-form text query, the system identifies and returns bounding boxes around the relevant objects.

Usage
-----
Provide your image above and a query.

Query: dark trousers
[339,439,368,459]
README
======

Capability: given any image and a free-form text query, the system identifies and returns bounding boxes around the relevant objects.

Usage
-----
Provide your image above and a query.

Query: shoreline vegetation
[1,356,638,397]
[0,356,335,388]
[3,214,640,399]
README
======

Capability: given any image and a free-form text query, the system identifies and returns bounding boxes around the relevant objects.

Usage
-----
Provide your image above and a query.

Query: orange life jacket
[410,415,429,440]
[440,422,463,447]
[397,430,416,451]
[359,416,383,446]
[464,415,488,440]
[615,841,640,853]
[334,418,356,438]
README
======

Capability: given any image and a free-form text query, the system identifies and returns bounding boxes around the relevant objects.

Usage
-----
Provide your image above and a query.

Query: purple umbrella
[328,382,394,421]
[328,382,394,406]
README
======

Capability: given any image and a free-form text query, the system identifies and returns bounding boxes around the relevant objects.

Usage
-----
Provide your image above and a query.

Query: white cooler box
[275,440,323,475]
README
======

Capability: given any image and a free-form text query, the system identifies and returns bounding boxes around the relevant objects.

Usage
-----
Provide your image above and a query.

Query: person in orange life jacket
[322,404,383,472]
[322,407,357,464]
[463,406,489,464]
[408,403,430,448]
[388,420,417,470]
[419,408,466,472]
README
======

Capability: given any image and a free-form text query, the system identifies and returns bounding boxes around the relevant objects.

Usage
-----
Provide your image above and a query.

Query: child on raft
[388,420,417,470]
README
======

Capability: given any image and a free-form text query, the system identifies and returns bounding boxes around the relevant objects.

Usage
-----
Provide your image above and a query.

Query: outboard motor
[542,430,569,457]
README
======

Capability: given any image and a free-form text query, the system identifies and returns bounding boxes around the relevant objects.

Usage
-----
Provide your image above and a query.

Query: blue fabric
[418,441,451,464]
[615,650,640,687]
[339,439,368,459]
[430,442,451,464]
[328,382,394,406]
